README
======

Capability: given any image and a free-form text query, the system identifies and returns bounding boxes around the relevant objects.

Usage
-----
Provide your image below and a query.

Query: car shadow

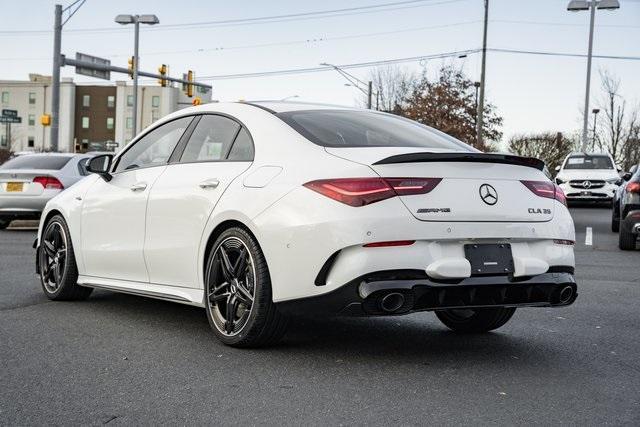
[82,290,561,366]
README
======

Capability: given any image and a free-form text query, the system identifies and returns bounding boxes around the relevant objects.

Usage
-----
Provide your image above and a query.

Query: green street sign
[1,109,18,118]
[0,116,21,124]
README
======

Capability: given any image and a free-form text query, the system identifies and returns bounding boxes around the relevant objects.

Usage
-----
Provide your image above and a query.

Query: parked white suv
[555,153,621,204]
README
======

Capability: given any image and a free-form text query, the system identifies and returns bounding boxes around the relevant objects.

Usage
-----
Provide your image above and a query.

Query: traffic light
[186,70,194,97]
[127,56,135,79]
[192,97,202,106]
[158,64,167,87]
[40,114,51,126]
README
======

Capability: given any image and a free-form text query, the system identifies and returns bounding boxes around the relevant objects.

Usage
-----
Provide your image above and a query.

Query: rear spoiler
[373,152,546,171]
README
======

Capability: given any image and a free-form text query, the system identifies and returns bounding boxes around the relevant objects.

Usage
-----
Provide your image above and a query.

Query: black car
[612,164,640,250]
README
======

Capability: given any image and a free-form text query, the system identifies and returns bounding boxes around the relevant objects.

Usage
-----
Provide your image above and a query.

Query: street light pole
[367,81,373,110]
[581,3,597,152]
[321,62,378,110]
[567,0,620,152]
[116,14,159,137]
[476,0,489,147]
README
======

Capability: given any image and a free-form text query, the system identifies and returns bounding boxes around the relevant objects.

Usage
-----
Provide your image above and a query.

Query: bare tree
[508,132,576,172]
[596,70,627,162]
[367,66,416,113]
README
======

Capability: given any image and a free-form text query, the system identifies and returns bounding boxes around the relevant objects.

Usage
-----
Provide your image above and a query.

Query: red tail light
[303,178,441,207]
[521,180,566,206]
[627,182,640,193]
[33,176,64,190]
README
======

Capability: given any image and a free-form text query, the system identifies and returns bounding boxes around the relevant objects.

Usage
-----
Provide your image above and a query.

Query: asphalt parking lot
[1,207,638,426]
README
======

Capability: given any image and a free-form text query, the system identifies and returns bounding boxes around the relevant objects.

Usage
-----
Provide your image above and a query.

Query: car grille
[569,180,605,189]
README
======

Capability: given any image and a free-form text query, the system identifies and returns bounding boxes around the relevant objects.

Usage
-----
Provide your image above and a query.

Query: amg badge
[417,208,451,213]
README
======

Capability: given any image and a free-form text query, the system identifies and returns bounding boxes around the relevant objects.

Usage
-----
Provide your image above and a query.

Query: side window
[180,115,240,163]
[227,128,254,161]
[115,117,192,172]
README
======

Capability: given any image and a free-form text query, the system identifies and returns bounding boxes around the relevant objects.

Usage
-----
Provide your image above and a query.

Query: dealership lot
[0,207,638,425]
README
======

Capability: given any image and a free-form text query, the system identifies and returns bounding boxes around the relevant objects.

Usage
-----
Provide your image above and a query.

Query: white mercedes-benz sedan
[35,101,577,347]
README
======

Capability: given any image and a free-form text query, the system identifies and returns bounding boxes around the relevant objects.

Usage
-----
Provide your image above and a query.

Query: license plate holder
[464,243,514,276]
[6,182,24,192]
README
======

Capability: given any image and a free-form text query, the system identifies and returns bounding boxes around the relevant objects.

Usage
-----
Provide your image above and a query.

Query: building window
[151,110,159,122]
[127,95,133,107]
[126,117,133,129]
[28,137,35,148]
[28,114,35,126]
[29,92,36,104]
[107,95,115,108]
[106,117,114,130]
[82,117,90,129]
[152,96,160,107]
[1,92,8,103]
[82,94,90,107]
[0,135,6,147]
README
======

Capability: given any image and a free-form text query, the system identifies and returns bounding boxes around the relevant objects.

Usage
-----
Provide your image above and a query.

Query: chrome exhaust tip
[558,286,574,304]
[379,292,406,313]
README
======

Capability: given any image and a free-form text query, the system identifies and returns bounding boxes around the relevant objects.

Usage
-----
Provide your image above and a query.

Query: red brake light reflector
[33,176,64,190]
[627,182,640,194]
[521,180,566,206]
[363,240,416,248]
[303,177,441,207]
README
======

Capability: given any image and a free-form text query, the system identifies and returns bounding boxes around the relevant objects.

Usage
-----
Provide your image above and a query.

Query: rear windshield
[277,110,475,151]
[0,155,72,170]
[564,155,613,170]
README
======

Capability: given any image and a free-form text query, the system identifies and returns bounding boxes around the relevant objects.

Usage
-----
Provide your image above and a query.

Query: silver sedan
[0,153,96,229]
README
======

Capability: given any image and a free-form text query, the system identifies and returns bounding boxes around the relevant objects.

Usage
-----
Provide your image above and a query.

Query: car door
[81,116,194,283]
[144,114,254,287]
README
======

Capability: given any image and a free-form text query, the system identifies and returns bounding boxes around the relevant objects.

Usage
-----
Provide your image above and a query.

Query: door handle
[130,182,147,192]
[199,179,220,189]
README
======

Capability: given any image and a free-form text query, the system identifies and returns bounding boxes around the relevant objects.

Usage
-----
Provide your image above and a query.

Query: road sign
[0,116,21,124]
[1,109,17,117]
[75,52,111,80]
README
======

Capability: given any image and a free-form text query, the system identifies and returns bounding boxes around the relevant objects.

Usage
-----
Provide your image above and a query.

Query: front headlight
[555,177,565,185]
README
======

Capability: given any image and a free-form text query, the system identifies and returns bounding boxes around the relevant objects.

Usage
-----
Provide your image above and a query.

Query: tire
[204,226,288,347]
[435,307,516,333]
[618,229,637,251]
[38,215,93,301]
[611,211,620,233]
[0,219,9,230]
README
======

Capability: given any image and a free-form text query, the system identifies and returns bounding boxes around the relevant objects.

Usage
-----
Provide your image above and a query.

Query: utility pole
[592,108,600,147]
[367,81,373,110]
[50,0,87,152]
[51,4,62,152]
[476,0,489,147]
[132,19,140,135]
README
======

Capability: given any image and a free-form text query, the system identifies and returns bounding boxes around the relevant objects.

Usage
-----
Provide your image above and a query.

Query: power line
[194,48,640,81]
[0,0,468,36]
[198,49,482,80]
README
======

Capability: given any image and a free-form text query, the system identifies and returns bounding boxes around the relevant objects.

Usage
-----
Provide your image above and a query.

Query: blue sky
[1,0,638,143]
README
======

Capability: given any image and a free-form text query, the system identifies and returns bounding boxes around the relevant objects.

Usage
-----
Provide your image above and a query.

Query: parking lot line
[585,227,593,246]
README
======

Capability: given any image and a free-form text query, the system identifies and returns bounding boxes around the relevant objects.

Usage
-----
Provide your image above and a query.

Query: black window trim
[110,115,198,175]
[170,112,255,165]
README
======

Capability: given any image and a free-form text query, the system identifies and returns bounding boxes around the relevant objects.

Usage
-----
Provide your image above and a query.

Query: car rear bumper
[276,271,577,316]
[0,192,57,218]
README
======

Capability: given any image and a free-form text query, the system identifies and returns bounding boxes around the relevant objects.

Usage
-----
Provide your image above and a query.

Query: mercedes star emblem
[479,184,498,205]
[582,180,592,189]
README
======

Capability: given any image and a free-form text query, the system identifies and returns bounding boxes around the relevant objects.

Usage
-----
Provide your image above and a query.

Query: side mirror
[554,165,561,172]
[616,164,622,172]
[622,172,632,181]
[87,154,113,182]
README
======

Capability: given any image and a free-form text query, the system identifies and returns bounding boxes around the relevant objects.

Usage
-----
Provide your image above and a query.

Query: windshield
[0,155,71,170]
[563,155,613,170]
[277,109,476,151]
